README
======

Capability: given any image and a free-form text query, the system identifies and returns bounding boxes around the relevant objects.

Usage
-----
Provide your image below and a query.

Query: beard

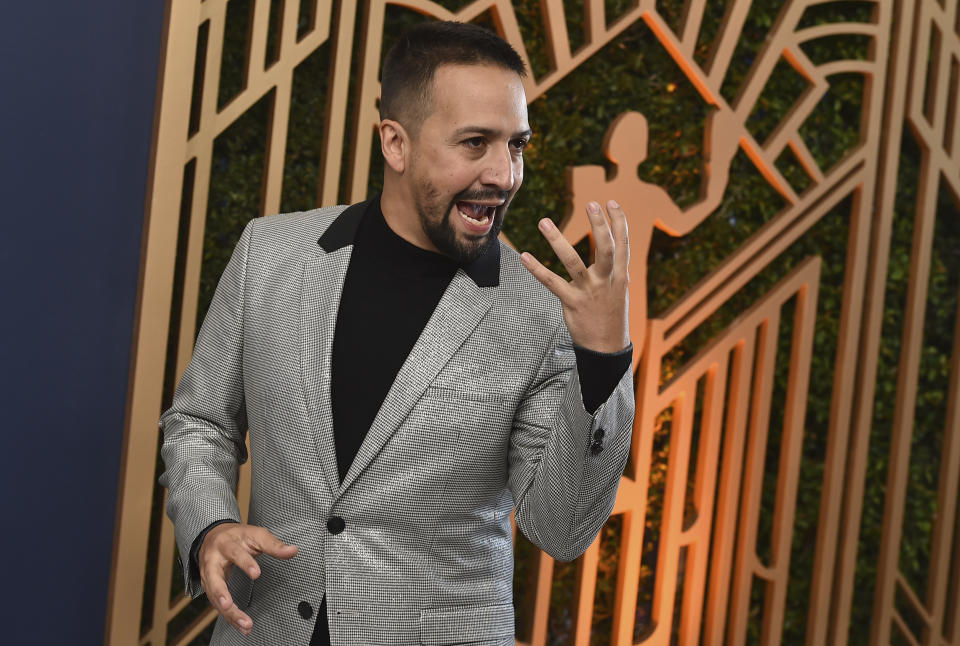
[415,185,511,265]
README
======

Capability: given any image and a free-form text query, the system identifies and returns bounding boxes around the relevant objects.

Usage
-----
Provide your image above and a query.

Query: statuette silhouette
[564,109,741,356]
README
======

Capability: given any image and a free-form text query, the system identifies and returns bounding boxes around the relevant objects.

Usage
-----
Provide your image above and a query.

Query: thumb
[253,528,299,559]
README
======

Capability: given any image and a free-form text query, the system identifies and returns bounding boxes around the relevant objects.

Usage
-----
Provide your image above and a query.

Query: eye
[510,137,529,152]
[462,136,485,149]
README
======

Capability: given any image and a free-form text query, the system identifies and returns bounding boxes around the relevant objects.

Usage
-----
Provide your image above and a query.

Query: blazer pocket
[423,385,508,403]
[225,566,255,610]
[419,603,514,645]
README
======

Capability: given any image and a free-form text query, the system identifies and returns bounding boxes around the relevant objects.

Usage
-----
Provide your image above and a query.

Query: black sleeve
[189,519,240,581]
[573,343,633,414]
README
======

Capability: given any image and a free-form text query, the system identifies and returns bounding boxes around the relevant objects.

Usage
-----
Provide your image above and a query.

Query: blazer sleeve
[508,321,635,562]
[158,218,254,598]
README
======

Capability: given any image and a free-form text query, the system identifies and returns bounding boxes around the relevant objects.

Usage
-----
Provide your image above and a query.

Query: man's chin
[445,234,493,264]
[459,218,503,258]
[423,203,504,264]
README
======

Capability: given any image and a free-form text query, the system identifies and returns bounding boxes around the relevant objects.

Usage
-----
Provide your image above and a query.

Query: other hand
[198,522,299,635]
[521,200,630,353]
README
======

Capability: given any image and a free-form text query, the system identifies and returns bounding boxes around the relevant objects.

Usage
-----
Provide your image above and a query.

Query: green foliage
[280,41,332,215]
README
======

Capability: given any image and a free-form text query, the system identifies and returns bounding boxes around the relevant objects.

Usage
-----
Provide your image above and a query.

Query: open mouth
[456,201,498,227]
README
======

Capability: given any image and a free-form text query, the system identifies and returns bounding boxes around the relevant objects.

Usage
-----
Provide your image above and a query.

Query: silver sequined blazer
[159,201,635,646]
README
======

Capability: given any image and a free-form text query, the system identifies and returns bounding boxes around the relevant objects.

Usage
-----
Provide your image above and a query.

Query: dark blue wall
[0,2,165,643]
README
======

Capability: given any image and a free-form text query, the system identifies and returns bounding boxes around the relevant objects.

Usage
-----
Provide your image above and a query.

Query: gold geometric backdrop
[110,0,960,644]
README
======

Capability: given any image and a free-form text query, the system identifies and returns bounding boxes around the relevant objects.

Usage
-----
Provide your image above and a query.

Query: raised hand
[198,522,299,635]
[520,200,630,354]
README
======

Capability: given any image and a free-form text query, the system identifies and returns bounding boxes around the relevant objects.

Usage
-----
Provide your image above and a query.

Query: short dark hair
[380,20,527,131]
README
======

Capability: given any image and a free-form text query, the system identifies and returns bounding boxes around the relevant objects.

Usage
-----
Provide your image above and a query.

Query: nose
[481,145,516,192]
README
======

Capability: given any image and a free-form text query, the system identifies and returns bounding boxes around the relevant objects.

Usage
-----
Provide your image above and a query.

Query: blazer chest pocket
[419,603,514,645]
[423,385,509,403]
[225,566,255,610]
[418,386,515,451]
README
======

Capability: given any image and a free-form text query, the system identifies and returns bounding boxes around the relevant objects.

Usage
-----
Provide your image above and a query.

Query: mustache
[452,188,511,204]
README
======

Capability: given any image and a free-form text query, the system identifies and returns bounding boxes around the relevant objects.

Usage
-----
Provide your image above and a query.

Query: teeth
[459,209,490,225]
[457,203,492,226]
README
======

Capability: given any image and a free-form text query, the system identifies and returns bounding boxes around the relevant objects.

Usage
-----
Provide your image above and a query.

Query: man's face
[405,63,530,264]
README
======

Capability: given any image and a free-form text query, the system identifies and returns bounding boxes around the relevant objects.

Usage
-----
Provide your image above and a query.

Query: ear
[379,119,408,173]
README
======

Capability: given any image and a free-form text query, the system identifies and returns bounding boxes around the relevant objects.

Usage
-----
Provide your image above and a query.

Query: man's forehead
[428,63,528,120]
[431,62,524,92]
[434,61,515,76]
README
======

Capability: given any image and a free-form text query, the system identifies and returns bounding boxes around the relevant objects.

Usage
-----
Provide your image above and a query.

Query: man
[159,20,635,646]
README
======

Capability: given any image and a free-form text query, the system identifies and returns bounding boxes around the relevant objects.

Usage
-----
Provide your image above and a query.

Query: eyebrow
[452,126,533,139]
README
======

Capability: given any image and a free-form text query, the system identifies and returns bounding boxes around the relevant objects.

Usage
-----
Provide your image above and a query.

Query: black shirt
[330,199,461,481]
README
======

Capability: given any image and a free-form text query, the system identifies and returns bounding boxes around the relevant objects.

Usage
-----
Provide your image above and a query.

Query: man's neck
[379,185,440,254]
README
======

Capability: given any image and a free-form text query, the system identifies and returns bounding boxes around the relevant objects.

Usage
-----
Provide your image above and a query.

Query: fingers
[221,599,254,636]
[203,564,253,635]
[231,548,262,580]
[586,202,615,276]
[198,523,301,637]
[250,526,299,560]
[520,252,570,301]
[537,218,587,281]
[202,562,232,613]
[605,200,630,282]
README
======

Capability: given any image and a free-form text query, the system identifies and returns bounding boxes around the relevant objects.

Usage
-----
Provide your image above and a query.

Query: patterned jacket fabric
[158,202,636,646]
